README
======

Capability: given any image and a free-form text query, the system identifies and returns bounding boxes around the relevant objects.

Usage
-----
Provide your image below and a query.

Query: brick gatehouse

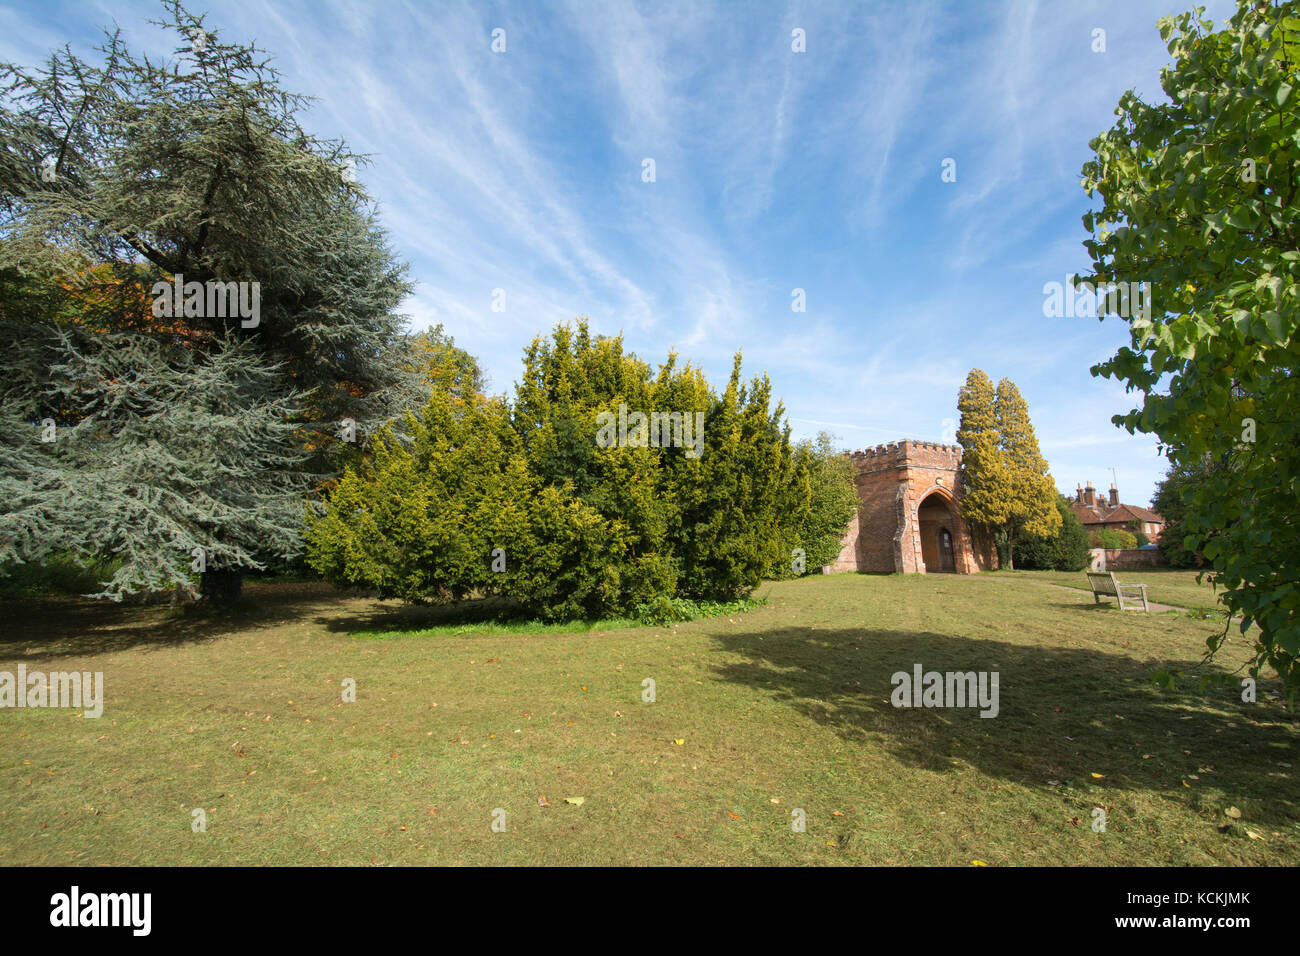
[824,440,994,575]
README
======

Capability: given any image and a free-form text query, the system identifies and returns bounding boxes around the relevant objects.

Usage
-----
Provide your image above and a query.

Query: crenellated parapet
[848,439,963,468]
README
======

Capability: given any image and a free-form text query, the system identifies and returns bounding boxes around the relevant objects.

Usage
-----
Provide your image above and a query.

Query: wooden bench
[1085,571,1150,611]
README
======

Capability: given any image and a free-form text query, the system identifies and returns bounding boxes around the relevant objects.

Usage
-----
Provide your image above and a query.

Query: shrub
[307,321,809,621]
[776,432,857,576]
[633,595,766,626]
[634,596,698,626]
[1094,528,1138,550]
[1012,497,1090,571]
[0,551,124,598]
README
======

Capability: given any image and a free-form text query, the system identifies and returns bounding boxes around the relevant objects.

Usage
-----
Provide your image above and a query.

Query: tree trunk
[200,568,243,605]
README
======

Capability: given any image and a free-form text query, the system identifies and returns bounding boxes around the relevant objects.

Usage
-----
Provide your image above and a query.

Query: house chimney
[1076,483,1083,503]
[1084,482,1095,507]
[1108,483,1118,508]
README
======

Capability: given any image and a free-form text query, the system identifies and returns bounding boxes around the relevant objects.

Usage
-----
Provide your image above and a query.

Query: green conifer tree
[955,370,1059,569]
[955,369,1009,566]
[0,1,421,601]
[994,378,1061,569]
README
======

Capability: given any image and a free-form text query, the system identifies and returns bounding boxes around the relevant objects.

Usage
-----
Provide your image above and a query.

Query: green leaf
[1261,311,1285,343]
[1224,206,1255,229]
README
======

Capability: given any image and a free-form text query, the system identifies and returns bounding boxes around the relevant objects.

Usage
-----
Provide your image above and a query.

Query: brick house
[1069,481,1164,543]
[824,440,994,574]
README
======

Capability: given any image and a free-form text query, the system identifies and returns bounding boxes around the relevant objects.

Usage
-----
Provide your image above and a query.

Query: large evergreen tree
[994,378,1061,569]
[0,1,421,601]
[1,323,311,601]
[955,369,1009,566]
[955,369,1059,569]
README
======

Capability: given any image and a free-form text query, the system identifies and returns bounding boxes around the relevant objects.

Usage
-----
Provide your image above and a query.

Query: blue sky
[5,0,1239,507]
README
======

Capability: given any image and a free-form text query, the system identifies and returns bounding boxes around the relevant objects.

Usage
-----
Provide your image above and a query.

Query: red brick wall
[1099,548,1166,570]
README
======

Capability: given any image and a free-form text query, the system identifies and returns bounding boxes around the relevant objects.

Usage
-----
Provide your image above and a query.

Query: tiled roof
[1070,502,1102,524]
[1107,504,1163,523]
[1071,500,1164,526]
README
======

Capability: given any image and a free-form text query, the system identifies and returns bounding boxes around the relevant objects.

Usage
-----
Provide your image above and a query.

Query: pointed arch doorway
[918,490,959,573]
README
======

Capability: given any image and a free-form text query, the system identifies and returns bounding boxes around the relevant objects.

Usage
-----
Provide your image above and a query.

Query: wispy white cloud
[4,0,1241,505]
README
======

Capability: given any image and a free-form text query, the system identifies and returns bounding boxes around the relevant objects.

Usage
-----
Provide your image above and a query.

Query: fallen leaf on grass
[1090,772,1105,779]
[537,796,550,807]
[727,812,740,819]
[1225,806,1242,819]
[673,739,684,746]
[563,797,584,806]
[971,860,987,867]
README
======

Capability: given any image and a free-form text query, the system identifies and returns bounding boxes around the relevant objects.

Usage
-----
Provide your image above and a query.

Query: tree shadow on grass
[707,624,1298,827]
[317,594,631,638]
[318,595,529,636]
[0,581,347,661]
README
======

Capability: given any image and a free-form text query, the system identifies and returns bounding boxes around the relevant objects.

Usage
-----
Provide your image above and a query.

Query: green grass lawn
[1,573,1295,866]
[1008,568,1228,612]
